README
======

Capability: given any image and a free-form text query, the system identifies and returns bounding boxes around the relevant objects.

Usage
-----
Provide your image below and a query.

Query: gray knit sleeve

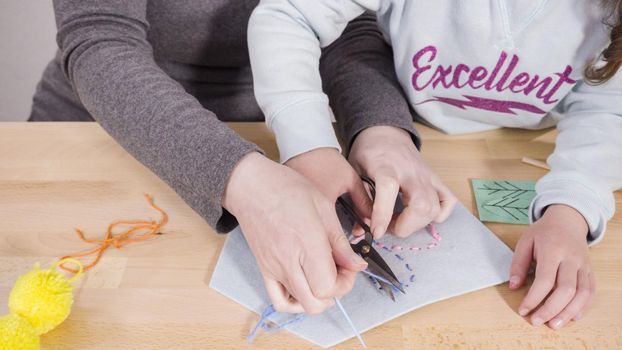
[53,0,260,233]
[320,13,421,153]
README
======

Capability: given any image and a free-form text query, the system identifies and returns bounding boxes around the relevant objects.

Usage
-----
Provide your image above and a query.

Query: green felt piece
[471,179,537,225]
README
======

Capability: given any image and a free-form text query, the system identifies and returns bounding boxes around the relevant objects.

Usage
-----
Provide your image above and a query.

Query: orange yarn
[59,194,168,273]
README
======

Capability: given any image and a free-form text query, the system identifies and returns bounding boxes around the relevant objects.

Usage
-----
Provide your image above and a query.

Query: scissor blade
[337,197,371,233]
[337,190,405,297]
[377,280,396,301]
[365,254,405,295]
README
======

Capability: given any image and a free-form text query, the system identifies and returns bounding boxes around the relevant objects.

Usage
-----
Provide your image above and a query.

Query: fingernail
[509,275,520,288]
[518,307,529,316]
[532,317,544,327]
[573,313,583,321]
[550,318,563,330]
[373,225,385,237]
[352,254,367,267]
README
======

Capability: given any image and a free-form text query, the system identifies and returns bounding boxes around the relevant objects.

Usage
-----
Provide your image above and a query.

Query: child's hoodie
[248,0,622,242]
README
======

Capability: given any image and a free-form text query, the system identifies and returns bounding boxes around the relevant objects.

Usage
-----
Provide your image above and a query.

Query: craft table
[1,122,620,349]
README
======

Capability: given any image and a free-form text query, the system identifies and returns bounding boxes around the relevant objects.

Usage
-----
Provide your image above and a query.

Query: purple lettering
[411,46,437,91]
[508,72,530,93]
[496,54,520,91]
[469,67,489,89]
[523,75,552,98]
[452,64,471,88]
[410,46,577,108]
[484,51,507,90]
[540,65,577,104]
[431,65,454,89]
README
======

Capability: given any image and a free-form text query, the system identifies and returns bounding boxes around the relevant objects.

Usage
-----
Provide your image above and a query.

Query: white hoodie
[248,0,622,242]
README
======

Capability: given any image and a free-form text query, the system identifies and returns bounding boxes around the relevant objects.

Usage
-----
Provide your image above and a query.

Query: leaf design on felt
[475,180,534,196]
[476,181,535,222]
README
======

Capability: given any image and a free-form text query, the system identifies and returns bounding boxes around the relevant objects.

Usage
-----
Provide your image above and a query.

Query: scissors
[337,176,405,301]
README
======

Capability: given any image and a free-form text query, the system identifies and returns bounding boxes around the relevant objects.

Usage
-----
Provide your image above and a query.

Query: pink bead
[426,224,442,241]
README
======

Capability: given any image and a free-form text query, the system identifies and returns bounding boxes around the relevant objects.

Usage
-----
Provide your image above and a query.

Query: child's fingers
[518,255,560,317]
[530,262,578,326]
[573,269,596,321]
[392,183,440,237]
[509,236,534,289]
[548,267,591,329]
[348,175,373,221]
[370,173,400,238]
[351,223,365,237]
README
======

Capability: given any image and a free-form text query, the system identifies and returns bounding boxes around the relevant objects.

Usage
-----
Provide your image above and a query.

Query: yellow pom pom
[8,261,79,335]
[0,314,40,350]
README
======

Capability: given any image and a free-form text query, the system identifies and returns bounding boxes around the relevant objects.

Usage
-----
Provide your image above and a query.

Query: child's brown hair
[585,0,622,84]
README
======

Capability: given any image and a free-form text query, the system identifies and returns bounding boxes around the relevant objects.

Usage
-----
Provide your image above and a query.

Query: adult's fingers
[301,245,359,302]
[509,236,534,289]
[530,262,578,326]
[432,179,457,223]
[300,209,362,300]
[392,182,440,237]
[321,203,368,272]
[322,206,362,297]
[299,225,340,300]
[548,267,591,329]
[326,210,365,299]
[288,265,335,315]
[519,254,560,317]
[264,277,305,314]
[370,173,400,238]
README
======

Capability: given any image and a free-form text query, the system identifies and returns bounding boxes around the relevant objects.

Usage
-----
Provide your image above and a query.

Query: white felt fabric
[209,203,513,348]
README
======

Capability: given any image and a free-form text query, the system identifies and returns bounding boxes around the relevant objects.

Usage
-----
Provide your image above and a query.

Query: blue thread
[247,304,276,342]
[248,269,404,345]
[360,269,404,294]
[405,263,413,271]
[395,254,404,261]
[247,304,305,342]
[248,301,366,348]
[265,313,305,333]
[410,274,415,283]
[335,298,366,348]
[382,246,392,252]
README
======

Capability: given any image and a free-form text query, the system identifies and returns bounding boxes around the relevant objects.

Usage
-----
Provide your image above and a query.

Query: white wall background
[0,1,57,121]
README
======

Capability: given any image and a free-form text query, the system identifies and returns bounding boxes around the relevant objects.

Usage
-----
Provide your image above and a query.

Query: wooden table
[1,122,620,349]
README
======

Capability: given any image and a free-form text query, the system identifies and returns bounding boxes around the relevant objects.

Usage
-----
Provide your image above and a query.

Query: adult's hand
[348,126,457,238]
[222,152,367,314]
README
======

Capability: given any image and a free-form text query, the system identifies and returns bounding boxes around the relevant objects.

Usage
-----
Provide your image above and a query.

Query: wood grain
[0,122,620,349]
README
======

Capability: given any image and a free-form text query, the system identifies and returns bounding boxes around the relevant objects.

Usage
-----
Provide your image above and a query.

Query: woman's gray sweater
[31,0,419,232]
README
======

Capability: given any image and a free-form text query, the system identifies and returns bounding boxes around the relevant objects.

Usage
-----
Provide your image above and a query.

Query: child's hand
[509,204,595,330]
[348,126,457,238]
[286,147,373,227]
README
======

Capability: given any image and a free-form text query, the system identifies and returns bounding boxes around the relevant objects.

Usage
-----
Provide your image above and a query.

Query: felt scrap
[209,203,513,348]
[471,179,536,225]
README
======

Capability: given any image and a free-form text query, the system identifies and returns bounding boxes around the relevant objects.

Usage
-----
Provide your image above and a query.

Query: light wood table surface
[1,122,620,349]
